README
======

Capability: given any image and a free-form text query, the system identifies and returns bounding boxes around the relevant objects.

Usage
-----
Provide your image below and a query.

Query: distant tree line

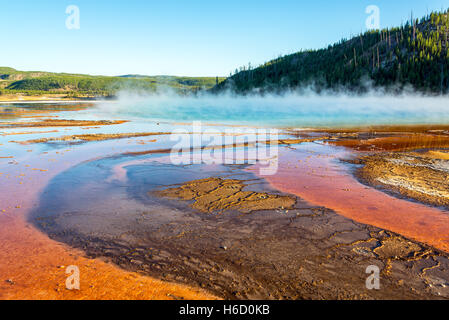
[0,68,225,97]
[214,9,449,95]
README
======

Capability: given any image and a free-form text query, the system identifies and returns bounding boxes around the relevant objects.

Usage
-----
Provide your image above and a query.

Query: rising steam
[95,88,449,128]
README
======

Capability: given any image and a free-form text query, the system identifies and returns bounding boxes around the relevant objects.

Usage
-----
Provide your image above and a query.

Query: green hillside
[214,9,449,94]
[0,68,224,97]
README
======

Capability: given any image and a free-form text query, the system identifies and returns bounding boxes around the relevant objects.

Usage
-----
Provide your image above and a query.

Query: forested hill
[0,67,225,98]
[214,9,449,94]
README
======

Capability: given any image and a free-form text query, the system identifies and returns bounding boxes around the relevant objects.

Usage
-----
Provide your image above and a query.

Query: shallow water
[93,94,449,127]
[1,101,449,299]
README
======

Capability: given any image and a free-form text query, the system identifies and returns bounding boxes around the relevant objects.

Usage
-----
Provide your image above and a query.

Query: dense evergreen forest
[214,9,449,94]
[0,67,224,97]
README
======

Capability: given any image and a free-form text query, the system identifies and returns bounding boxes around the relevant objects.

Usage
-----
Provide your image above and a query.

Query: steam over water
[96,92,449,128]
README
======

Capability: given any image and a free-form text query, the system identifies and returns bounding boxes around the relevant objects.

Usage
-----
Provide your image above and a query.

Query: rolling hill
[0,67,224,98]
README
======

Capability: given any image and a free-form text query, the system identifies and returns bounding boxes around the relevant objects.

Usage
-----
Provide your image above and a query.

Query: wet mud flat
[30,154,449,300]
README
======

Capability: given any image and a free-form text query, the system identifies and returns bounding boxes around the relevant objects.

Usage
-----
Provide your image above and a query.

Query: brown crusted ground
[330,134,449,151]
[41,166,449,299]
[14,132,169,144]
[355,150,449,209]
[0,119,127,129]
[155,178,296,214]
[0,104,93,121]
[310,124,449,134]
[282,126,449,152]
[373,237,423,260]
[0,107,55,120]
[265,137,329,145]
[283,125,449,152]
[0,95,95,102]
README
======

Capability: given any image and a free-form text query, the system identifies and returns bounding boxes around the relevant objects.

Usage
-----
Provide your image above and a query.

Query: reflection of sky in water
[0,103,293,157]
[1,97,448,158]
[31,152,256,222]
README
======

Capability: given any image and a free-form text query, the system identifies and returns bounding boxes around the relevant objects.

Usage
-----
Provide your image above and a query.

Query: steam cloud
[95,88,449,128]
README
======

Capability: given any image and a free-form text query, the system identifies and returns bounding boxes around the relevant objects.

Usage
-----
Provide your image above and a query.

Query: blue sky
[2,0,449,76]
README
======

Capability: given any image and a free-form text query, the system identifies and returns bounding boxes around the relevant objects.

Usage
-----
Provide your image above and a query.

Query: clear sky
[2,0,449,77]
